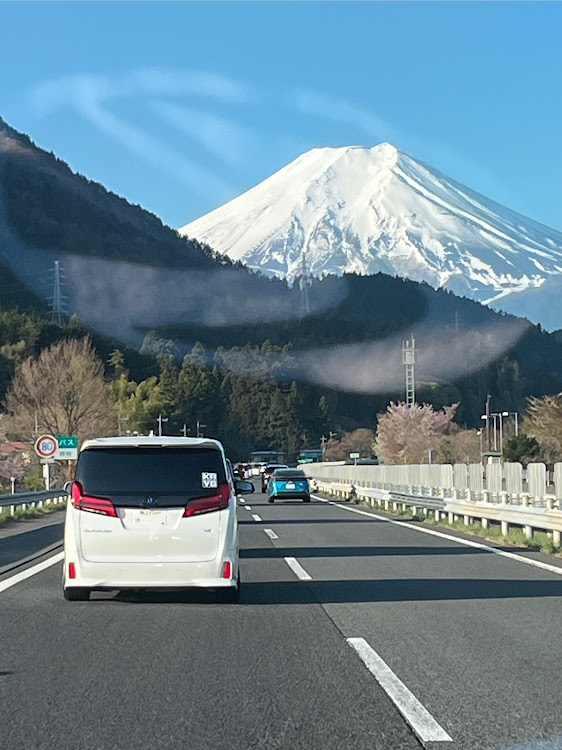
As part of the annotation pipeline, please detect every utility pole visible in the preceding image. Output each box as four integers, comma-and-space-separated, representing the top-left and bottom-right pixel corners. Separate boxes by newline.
117, 412, 129, 437
157, 414, 168, 437
402, 334, 417, 406
321, 431, 337, 459
485, 394, 491, 452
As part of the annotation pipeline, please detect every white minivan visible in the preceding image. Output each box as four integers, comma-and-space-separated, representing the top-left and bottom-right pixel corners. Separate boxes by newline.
63, 436, 254, 602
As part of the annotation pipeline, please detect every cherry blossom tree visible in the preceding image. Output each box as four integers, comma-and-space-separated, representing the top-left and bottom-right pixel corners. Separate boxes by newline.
375, 401, 457, 464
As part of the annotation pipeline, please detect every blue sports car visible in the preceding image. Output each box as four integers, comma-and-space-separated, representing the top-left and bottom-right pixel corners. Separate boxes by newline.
267, 468, 311, 503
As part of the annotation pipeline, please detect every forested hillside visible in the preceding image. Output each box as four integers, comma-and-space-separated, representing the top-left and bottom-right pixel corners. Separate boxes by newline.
0, 116, 230, 271
1, 115, 562, 449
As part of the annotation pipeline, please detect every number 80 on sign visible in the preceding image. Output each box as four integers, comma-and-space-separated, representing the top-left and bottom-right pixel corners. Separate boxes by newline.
35, 434, 58, 458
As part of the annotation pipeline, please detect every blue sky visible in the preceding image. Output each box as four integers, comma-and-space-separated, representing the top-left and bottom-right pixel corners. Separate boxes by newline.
1, 1, 561, 230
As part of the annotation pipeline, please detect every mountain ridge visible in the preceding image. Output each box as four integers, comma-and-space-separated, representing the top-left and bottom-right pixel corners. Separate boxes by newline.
179, 143, 562, 329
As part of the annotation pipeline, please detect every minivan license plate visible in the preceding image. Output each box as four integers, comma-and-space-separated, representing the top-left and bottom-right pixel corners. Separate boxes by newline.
134, 510, 167, 527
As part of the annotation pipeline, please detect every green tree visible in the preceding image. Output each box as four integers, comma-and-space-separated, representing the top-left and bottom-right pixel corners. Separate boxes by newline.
503, 434, 541, 466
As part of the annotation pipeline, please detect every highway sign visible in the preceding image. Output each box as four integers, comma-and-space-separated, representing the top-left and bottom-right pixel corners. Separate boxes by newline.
35, 434, 58, 459
349, 453, 360, 459
56, 436, 78, 460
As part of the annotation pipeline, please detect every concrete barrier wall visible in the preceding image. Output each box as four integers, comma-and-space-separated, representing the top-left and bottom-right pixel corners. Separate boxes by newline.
304, 461, 562, 505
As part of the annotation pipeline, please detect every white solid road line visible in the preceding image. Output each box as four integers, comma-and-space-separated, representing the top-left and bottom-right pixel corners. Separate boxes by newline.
284, 556, 312, 581
313, 496, 562, 578
264, 528, 278, 540
0, 551, 64, 595
252, 514, 262, 522
347, 637, 452, 743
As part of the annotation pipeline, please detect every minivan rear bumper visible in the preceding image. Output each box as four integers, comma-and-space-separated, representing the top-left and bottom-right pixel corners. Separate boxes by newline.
63, 558, 238, 589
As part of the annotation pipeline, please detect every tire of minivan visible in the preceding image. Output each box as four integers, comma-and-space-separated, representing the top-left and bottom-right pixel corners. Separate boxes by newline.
303, 497, 311, 502
63, 587, 90, 601
222, 575, 241, 603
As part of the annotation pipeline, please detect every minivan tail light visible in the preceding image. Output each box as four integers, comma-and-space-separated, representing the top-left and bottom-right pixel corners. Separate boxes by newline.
222, 561, 232, 579
183, 483, 231, 517
71, 481, 117, 517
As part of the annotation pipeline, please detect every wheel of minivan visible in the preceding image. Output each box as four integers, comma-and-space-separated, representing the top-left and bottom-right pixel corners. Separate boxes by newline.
268, 497, 275, 503
63, 587, 90, 601
222, 574, 241, 603
303, 497, 311, 502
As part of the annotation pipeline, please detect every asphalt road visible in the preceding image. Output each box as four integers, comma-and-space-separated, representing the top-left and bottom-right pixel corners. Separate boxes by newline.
1, 487, 561, 750
0, 512, 64, 573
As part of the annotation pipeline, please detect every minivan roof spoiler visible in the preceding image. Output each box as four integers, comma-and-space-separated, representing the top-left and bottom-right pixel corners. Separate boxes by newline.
80, 436, 222, 452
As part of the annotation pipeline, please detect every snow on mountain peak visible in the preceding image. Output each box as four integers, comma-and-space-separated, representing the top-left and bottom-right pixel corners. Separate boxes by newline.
178, 143, 562, 328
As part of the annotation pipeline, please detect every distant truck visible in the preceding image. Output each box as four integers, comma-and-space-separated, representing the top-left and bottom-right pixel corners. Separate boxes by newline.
298, 448, 324, 464
250, 450, 285, 465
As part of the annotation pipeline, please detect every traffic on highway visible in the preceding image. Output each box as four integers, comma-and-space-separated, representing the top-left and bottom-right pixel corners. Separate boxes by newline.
1, 439, 562, 750
1, 3, 562, 750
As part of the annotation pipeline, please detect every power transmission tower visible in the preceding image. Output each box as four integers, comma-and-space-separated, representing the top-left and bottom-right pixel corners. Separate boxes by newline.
454, 310, 461, 331
48, 260, 67, 326
296, 251, 312, 322
402, 334, 417, 406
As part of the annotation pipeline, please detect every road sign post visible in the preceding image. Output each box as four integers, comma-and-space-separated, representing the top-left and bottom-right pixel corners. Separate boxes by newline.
42, 462, 51, 491
350, 452, 360, 467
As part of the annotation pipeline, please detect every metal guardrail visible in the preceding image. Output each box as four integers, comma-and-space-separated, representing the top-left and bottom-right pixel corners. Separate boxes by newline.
0, 489, 67, 516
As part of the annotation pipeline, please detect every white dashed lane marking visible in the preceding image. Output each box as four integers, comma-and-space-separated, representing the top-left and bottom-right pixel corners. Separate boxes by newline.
284, 557, 312, 581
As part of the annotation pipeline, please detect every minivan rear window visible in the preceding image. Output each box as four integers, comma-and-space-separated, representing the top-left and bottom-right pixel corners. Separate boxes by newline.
75, 447, 226, 496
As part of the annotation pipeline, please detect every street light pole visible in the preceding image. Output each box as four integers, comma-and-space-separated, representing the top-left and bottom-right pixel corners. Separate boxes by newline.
485, 394, 491, 452
510, 412, 519, 437
499, 415, 503, 455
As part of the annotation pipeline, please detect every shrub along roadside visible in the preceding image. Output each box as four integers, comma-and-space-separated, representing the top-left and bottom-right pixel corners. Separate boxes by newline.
349, 496, 562, 557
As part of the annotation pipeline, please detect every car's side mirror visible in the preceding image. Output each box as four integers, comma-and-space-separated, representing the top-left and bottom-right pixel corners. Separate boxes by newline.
235, 480, 255, 495
64, 481, 74, 495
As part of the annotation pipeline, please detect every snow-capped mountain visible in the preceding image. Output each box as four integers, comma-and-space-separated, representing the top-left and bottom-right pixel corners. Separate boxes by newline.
179, 143, 562, 328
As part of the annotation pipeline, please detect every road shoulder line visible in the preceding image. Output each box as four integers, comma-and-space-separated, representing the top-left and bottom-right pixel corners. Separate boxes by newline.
0, 551, 63, 594
347, 637, 452, 743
